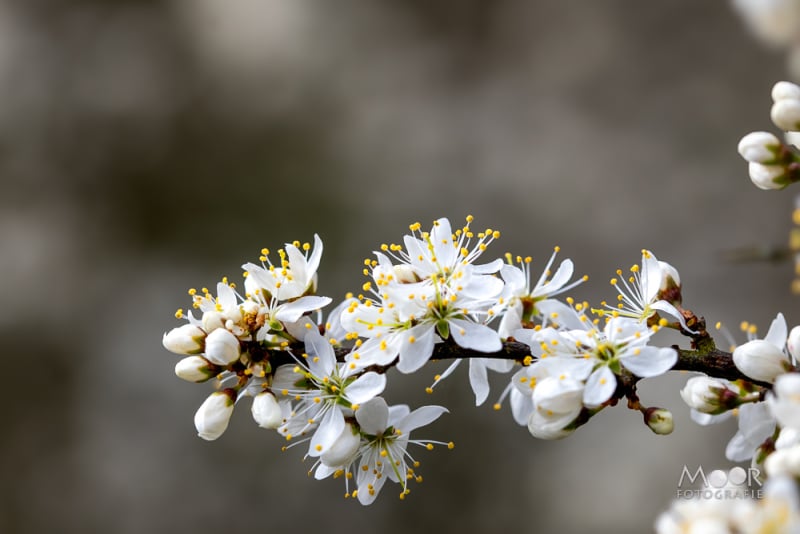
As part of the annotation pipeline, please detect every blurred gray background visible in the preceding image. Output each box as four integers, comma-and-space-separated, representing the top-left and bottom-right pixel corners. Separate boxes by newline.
3, 1, 798, 533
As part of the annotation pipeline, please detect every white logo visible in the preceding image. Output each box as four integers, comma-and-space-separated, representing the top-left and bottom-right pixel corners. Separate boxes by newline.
676, 466, 763, 499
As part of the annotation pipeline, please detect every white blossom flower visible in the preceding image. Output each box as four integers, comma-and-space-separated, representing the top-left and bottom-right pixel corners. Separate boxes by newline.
733, 312, 792, 383
272, 329, 386, 458
242, 235, 323, 301
599, 249, 691, 331
516, 316, 676, 408
194, 390, 236, 441
342, 217, 504, 374
496, 247, 587, 338
351, 397, 450, 505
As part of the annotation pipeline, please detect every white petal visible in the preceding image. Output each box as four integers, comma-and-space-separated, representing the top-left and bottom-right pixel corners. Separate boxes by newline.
309, 407, 345, 457
355, 397, 389, 435
461, 273, 504, 299
726, 431, 754, 462
620, 346, 677, 377
583, 366, 616, 406
468, 359, 490, 406
397, 405, 448, 433
431, 218, 456, 267
396, 325, 436, 374
345, 372, 386, 404
472, 257, 504, 275
500, 264, 526, 291
304, 328, 336, 377
274, 296, 332, 323
640, 250, 662, 302
765, 312, 788, 350
532, 259, 573, 298
449, 319, 502, 352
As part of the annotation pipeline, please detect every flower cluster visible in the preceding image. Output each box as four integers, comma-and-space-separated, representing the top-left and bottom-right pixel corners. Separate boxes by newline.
162, 231, 456, 503
738, 81, 800, 190
680, 314, 800, 466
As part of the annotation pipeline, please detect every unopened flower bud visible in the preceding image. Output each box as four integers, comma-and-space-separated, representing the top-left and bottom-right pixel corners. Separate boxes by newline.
733, 339, 792, 383
772, 98, 800, 131
680, 376, 741, 414
769, 373, 800, 430
765, 444, 800, 477
194, 390, 235, 441
251, 391, 283, 429
788, 325, 800, 361
738, 131, 782, 163
786, 131, 800, 149
162, 324, 206, 355
644, 407, 674, 435
773, 81, 800, 102
393, 264, 419, 284
202, 311, 225, 333
204, 328, 241, 366
320, 423, 361, 467
175, 355, 218, 383
748, 162, 789, 190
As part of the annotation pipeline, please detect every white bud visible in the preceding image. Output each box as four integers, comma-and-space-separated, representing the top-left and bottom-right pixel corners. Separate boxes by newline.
162, 324, 206, 355
241, 300, 259, 315
769, 372, 800, 430
658, 260, 681, 290
320, 423, 361, 467
194, 391, 235, 441
251, 392, 283, 429
527, 411, 576, 440
738, 131, 781, 163
204, 328, 241, 366
765, 445, 800, 477
680, 376, 735, 414
202, 310, 225, 333
748, 162, 787, 190
644, 408, 674, 435
772, 98, 800, 131
175, 356, 217, 382
773, 81, 800, 102
788, 325, 800, 361
733, 339, 791, 383
787, 131, 800, 149
393, 264, 419, 284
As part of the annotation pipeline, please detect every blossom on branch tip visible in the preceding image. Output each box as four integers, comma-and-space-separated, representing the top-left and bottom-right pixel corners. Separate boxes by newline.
738, 131, 784, 164
772, 81, 800, 132
597, 249, 691, 331
733, 312, 792, 383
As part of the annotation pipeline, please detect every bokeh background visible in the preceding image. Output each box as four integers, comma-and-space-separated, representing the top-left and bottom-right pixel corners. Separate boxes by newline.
3, 1, 798, 532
